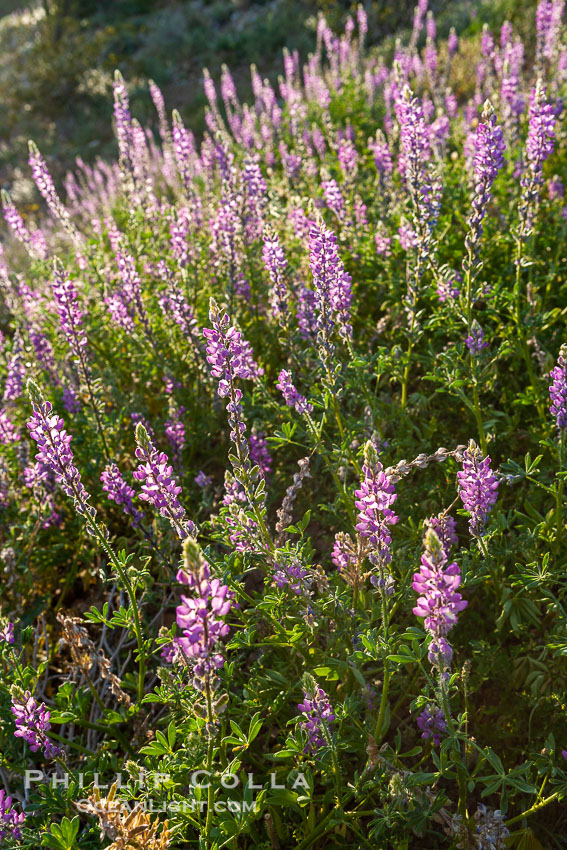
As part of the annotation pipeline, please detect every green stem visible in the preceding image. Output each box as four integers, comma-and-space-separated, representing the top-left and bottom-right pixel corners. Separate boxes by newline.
204, 679, 215, 842
439, 673, 468, 818
506, 790, 562, 827
374, 587, 390, 742
67, 717, 136, 757
401, 266, 420, 411
294, 807, 340, 850
305, 414, 357, 526
555, 431, 565, 551
513, 238, 545, 423
400, 339, 414, 412
49, 731, 94, 755
472, 377, 487, 454
327, 386, 362, 480
85, 524, 146, 708
320, 718, 342, 805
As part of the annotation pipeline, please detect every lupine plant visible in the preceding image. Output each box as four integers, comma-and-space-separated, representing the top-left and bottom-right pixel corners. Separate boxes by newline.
1, 2, 567, 848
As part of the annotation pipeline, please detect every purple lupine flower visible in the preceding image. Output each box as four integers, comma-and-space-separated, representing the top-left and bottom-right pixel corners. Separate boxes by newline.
337, 138, 358, 178
437, 274, 461, 302
148, 80, 175, 182
536, 0, 554, 65
332, 532, 358, 572
273, 559, 310, 595
413, 528, 467, 668
279, 141, 302, 180
2, 190, 47, 260
221, 64, 238, 105
410, 0, 428, 48
203, 68, 218, 109
296, 285, 318, 339
464, 101, 505, 274
114, 250, 149, 334
156, 261, 200, 346
549, 345, 567, 428
501, 20, 513, 48
262, 227, 288, 321
210, 195, 245, 298
276, 370, 312, 415
369, 131, 393, 183
428, 513, 458, 557
417, 706, 447, 746
165, 413, 185, 456
357, 4, 368, 44
374, 228, 392, 257
526, 81, 557, 165
288, 205, 312, 241
23, 459, 50, 490
562, 749, 567, 760
249, 429, 272, 478
445, 91, 458, 118
113, 73, 154, 207
447, 27, 458, 57
543, 0, 564, 63
520, 80, 557, 234
172, 109, 197, 192
163, 375, 181, 396
426, 10, 436, 40
321, 178, 345, 220
225, 505, 259, 552
174, 538, 234, 675
194, 470, 212, 488
353, 195, 368, 231
425, 39, 438, 81
133, 423, 194, 540
0, 789, 25, 841
309, 219, 352, 342
105, 287, 135, 333
165, 408, 185, 451
242, 158, 267, 242
52, 264, 87, 355
101, 463, 144, 526
62, 385, 80, 414
465, 323, 489, 354
3, 340, 26, 402
169, 206, 191, 268
113, 70, 134, 169
28, 324, 56, 377
27, 381, 95, 523
0, 621, 14, 644
354, 441, 398, 566
397, 221, 418, 251
0, 410, 20, 445
203, 299, 263, 396
310, 127, 326, 159
548, 176, 564, 199
457, 441, 499, 536
11, 690, 61, 759
481, 24, 494, 59
204, 300, 267, 532
501, 40, 525, 138
396, 87, 431, 176
297, 683, 335, 753
28, 142, 79, 244
395, 86, 440, 274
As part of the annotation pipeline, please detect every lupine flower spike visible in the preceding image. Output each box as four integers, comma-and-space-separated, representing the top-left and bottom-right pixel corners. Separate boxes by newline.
133, 423, 195, 540
457, 440, 499, 536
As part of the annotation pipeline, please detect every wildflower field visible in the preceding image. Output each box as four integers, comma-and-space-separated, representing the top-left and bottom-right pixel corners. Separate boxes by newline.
1, 0, 567, 847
